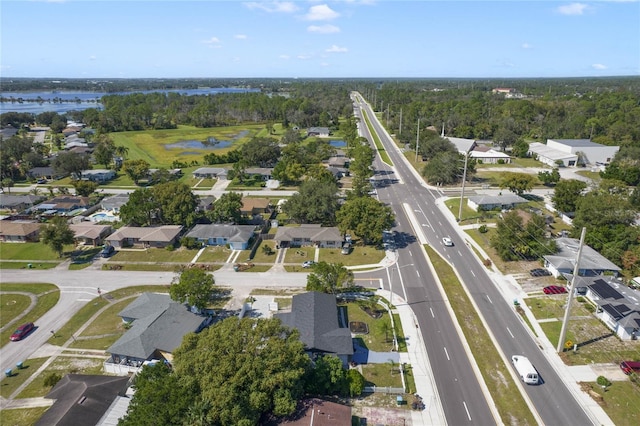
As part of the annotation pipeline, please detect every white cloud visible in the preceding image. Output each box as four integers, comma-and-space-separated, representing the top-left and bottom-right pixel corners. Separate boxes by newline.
89, 55, 97, 61
202, 37, 221, 46
326, 45, 348, 53
521, 43, 533, 49
556, 3, 589, 15
244, 2, 298, 13
297, 55, 312, 60
320, 62, 330, 67
592, 63, 607, 70
279, 54, 290, 60
304, 4, 340, 21
308, 24, 340, 34
234, 34, 248, 40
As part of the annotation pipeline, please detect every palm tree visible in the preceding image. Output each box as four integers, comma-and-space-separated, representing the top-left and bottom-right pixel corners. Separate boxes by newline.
114, 145, 129, 160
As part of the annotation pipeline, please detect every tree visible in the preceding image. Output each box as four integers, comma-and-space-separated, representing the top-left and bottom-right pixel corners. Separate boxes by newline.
282, 179, 339, 225
336, 196, 395, 245
207, 192, 243, 224
120, 363, 194, 426
93, 134, 116, 168
120, 182, 199, 227
306, 262, 354, 294
349, 143, 375, 197
499, 172, 536, 195
122, 159, 150, 185
40, 216, 75, 257
512, 139, 530, 158
490, 210, 556, 261
240, 137, 280, 167
114, 145, 130, 160
280, 128, 302, 145
1, 178, 14, 193
51, 151, 90, 180
304, 355, 347, 396
347, 369, 365, 397
72, 180, 98, 197
537, 169, 560, 186
173, 317, 310, 425
422, 151, 467, 185
170, 268, 215, 311
119, 188, 157, 226
552, 179, 587, 214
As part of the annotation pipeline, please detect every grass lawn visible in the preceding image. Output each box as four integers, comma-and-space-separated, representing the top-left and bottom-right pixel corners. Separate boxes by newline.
581, 381, 640, 426
111, 247, 197, 263
101, 263, 188, 272
17, 357, 105, 398
443, 198, 493, 225
196, 246, 234, 262
0, 242, 75, 261
344, 301, 394, 353
0, 357, 49, 398
238, 240, 277, 263
284, 246, 316, 264
0, 406, 49, 426
110, 124, 261, 168
0, 290, 60, 349
77, 299, 132, 338
319, 246, 385, 267
360, 363, 404, 388
424, 244, 536, 425
0, 293, 32, 328
236, 264, 272, 272
0, 261, 59, 270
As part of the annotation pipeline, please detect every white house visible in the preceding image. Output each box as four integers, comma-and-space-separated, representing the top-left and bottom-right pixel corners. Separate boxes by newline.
582, 277, 640, 340
529, 139, 619, 167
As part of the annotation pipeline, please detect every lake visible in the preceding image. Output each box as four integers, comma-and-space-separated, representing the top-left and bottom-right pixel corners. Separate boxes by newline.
0, 87, 261, 115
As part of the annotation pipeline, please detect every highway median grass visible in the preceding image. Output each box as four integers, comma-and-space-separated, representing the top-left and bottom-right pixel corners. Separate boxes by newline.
361, 109, 392, 166
424, 245, 537, 425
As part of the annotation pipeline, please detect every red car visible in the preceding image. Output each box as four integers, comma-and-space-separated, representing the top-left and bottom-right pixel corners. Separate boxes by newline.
10, 322, 34, 341
543, 285, 567, 295
620, 361, 640, 375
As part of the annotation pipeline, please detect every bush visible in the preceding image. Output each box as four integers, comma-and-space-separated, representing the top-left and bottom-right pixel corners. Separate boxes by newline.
44, 372, 62, 388
584, 304, 596, 313
483, 258, 492, 267
261, 245, 274, 256
478, 224, 488, 233
596, 376, 611, 388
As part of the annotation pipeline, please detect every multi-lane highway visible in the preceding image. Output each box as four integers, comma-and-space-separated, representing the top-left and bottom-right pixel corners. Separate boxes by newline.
354, 93, 595, 425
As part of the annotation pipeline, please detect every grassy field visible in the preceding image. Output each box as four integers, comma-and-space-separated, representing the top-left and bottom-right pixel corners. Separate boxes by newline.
581, 381, 640, 426
0, 406, 49, 426
0, 286, 60, 348
319, 246, 385, 266
0, 293, 32, 328
17, 357, 105, 398
110, 124, 262, 168
0, 242, 75, 261
0, 357, 49, 398
424, 245, 536, 425
111, 247, 198, 263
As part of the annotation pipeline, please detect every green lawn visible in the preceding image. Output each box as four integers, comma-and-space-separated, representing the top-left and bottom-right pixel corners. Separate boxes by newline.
0, 289, 60, 348
344, 301, 395, 353
0, 357, 49, 398
0, 261, 59, 270
319, 246, 385, 266
360, 363, 404, 388
581, 381, 640, 426
102, 263, 187, 272
196, 246, 234, 262
77, 299, 132, 338
111, 247, 197, 263
0, 293, 32, 328
0, 406, 49, 426
17, 357, 105, 398
0, 242, 74, 261
284, 246, 316, 264
238, 240, 277, 263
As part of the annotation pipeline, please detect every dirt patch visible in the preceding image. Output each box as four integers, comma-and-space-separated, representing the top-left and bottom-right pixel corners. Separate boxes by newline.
350, 321, 369, 334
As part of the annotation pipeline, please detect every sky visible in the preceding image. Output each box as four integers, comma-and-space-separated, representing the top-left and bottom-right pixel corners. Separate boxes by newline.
1, 0, 639, 79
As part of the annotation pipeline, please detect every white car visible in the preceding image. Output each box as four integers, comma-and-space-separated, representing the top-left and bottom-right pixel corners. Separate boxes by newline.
302, 260, 316, 268
442, 237, 454, 247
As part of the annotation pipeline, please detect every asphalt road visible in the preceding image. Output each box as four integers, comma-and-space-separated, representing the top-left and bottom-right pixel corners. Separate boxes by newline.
354, 93, 595, 425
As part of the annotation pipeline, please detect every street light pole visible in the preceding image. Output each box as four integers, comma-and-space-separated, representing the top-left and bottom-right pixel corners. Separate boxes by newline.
415, 118, 420, 163
458, 153, 469, 222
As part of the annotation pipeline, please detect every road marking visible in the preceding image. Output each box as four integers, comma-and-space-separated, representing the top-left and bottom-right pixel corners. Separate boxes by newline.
416, 271, 420, 277
463, 401, 472, 421
409, 251, 413, 256
506, 327, 514, 338
77, 298, 92, 302
457, 250, 462, 256
444, 346, 450, 360
430, 308, 435, 318
486, 295, 493, 304
422, 223, 429, 227
470, 270, 476, 277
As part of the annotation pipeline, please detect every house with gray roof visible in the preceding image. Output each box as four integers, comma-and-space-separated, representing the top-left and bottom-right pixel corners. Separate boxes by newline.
306, 127, 330, 137
274, 224, 342, 249
543, 237, 621, 278
276, 292, 353, 366
185, 224, 256, 250
446, 137, 476, 155
81, 169, 116, 183
106, 225, 182, 248
104, 293, 210, 375
101, 193, 130, 213
581, 277, 640, 340
0, 194, 44, 212
69, 223, 113, 246
192, 167, 227, 179
467, 194, 528, 211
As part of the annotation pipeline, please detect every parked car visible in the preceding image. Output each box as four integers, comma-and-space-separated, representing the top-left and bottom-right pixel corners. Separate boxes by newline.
341, 242, 352, 255
302, 260, 316, 268
442, 237, 454, 247
10, 322, 34, 341
101, 245, 115, 258
543, 285, 567, 295
620, 361, 640, 375
530, 268, 552, 277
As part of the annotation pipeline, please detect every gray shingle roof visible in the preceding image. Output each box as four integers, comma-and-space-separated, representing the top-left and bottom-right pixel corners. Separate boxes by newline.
186, 224, 255, 242
276, 292, 353, 356
274, 225, 342, 243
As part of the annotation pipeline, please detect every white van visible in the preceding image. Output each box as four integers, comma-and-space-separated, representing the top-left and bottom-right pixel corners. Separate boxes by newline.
512, 355, 539, 385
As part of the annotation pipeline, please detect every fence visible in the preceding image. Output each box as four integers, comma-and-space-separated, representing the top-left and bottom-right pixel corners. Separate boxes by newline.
363, 386, 405, 395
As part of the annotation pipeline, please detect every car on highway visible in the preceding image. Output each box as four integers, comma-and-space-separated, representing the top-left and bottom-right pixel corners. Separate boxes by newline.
543, 285, 567, 295
442, 237, 454, 247
10, 322, 34, 341
302, 260, 316, 268
620, 361, 640, 375
530, 268, 551, 277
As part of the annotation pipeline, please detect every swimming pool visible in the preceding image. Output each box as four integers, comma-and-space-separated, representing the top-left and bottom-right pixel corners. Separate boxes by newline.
90, 212, 119, 222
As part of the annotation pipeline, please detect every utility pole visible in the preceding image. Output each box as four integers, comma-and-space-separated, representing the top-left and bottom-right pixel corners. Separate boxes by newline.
399, 108, 403, 136
458, 153, 469, 221
557, 227, 587, 353
415, 118, 420, 163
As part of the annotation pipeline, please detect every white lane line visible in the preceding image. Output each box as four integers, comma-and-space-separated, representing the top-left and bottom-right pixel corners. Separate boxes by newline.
444, 347, 450, 361
506, 327, 515, 338
463, 401, 472, 421
416, 271, 420, 277
486, 295, 493, 304
409, 251, 413, 256
457, 250, 462, 256
430, 308, 435, 318
470, 270, 476, 277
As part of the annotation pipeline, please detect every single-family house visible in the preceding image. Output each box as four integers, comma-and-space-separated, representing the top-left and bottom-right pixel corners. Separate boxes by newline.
35, 374, 131, 426
192, 167, 227, 179
185, 224, 256, 250
469, 146, 512, 164
0, 194, 44, 212
543, 237, 621, 278
276, 292, 353, 366
0, 221, 41, 242
240, 197, 271, 217
28, 166, 58, 180
273, 224, 343, 248
104, 292, 210, 375
36, 196, 92, 215
106, 225, 182, 249
81, 169, 116, 183
446, 137, 477, 155
581, 277, 640, 340
467, 194, 528, 211
101, 193, 130, 213
197, 196, 216, 212
244, 168, 274, 181
306, 127, 330, 138
0, 125, 18, 139
325, 156, 350, 168
70, 223, 113, 246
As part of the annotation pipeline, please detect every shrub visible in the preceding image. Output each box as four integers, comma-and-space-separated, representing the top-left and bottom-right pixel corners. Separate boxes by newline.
261, 245, 274, 256
478, 224, 488, 233
44, 372, 62, 388
596, 376, 611, 388
584, 304, 596, 313
483, 258, 492, 267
